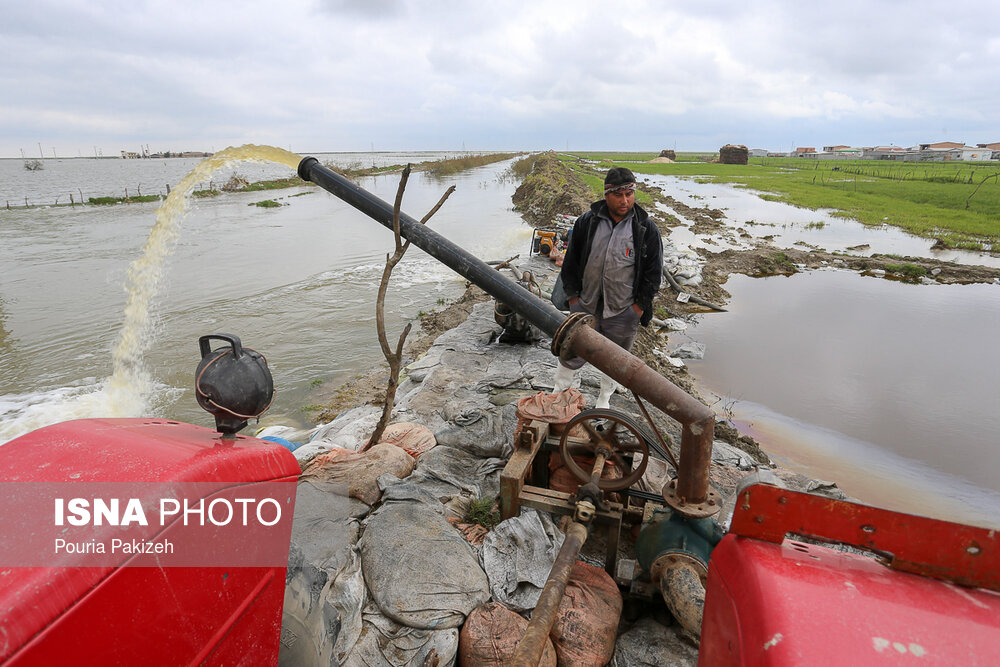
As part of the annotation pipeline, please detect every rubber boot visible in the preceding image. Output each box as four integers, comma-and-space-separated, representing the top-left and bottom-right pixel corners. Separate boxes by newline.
553, 364, 576, 392
596, 373, 617, 409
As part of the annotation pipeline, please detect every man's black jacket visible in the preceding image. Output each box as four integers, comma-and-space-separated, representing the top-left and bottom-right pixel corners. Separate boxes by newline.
559, 200, 663, 327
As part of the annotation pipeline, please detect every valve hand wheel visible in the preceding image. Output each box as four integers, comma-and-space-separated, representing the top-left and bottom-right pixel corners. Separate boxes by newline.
558, 408, 652, 491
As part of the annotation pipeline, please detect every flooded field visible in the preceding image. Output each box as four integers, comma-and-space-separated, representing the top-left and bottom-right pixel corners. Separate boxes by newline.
0, 153, 529, 442
644, 173, 1000, 269
652, 174, 1000, 528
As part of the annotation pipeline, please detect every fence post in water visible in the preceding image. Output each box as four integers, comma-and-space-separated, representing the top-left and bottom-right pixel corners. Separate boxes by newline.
70, 193, 74, 205
166, 183, 171, 195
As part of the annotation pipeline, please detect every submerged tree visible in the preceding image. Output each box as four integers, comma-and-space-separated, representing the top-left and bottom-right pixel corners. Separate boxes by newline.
362, 165, 455, 450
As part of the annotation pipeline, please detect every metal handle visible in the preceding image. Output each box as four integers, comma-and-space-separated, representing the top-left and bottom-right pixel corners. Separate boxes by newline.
198, 333, 243, 360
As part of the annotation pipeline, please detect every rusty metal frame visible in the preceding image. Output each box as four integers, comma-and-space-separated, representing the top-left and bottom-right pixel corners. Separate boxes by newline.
500, 419, 627, 577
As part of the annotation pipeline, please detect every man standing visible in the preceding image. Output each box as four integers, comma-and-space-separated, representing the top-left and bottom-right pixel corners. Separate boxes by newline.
553, 167, 663, 408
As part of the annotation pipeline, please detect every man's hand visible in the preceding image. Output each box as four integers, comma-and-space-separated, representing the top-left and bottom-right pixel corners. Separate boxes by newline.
631, 303, 643, 316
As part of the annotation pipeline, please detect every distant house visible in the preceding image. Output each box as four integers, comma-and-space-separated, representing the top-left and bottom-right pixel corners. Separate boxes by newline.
863, 145, 907, 160
818, 145, 863, 159
916, 142, 994, 161
749, 148, 768, 158
977, 142, 1000, 160
960, 147, 994, 161
794, 147, 816, 156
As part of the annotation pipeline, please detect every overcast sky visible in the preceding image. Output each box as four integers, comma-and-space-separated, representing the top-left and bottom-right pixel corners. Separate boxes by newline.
2, 0, 998, 157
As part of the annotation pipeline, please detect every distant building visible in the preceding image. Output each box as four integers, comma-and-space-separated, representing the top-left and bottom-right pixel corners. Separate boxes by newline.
794, 147, 816, 156
863, 145, 907, 160
916, 142, 995, 161
977, 142, 1000, 160
749, 148, 768, 158
920, 142, 964, 150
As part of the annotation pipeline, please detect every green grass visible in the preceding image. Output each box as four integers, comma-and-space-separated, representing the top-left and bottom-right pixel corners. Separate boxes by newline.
242, 177, 307, 191
250, 199, 282, 208
885, 263, 928, 281
87, 195, 162, 205
465, 497, 500, 529
561, 154, 1000, 250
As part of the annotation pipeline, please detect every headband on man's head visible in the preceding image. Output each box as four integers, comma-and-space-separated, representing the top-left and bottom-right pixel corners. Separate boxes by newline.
604, 182, 637, 195
604, 167, 636, 195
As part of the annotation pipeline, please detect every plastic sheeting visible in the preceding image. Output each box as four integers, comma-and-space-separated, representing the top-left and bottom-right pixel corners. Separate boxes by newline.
481, 509, 564, 613
342, 602, 459, 667
435, 404, 517, 459
280, 480, 367, 667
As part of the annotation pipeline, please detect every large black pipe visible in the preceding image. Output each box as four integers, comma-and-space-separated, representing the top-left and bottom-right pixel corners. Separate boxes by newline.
297, 157, 565, 335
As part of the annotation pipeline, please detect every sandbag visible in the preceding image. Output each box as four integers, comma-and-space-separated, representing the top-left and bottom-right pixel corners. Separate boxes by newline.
379, 421, 436, 459
515, 389, 585, 426
301, 443, 415, 505
360, 501, 491, 629
435, 404, 516, 458
613, 617, 698, 666
410, 444, 506, 500
343, 602, 458, 667
481, 509, 564, 612
459, 602, 556, 667
550, 561, 623, 667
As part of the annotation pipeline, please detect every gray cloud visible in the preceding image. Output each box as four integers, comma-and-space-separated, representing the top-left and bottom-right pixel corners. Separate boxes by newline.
2, 0, 998, 156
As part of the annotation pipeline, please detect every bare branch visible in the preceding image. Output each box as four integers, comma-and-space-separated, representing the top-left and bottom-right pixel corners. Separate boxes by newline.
391, 164, 412, 251
420, 185, 456, 224
364, 171, 453, 451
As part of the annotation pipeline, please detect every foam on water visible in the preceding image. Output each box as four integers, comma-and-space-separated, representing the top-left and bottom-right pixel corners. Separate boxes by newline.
0, 145, 302, 444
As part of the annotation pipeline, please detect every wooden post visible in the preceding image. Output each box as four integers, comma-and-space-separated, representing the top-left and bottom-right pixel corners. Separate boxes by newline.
70, 193, 74, 205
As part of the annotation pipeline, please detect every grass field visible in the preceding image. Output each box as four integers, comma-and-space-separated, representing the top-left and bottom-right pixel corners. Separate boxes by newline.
565, 153, 1000, 251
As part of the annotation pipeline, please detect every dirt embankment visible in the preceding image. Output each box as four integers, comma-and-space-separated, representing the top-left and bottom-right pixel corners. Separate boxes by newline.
511, 153, 593, 225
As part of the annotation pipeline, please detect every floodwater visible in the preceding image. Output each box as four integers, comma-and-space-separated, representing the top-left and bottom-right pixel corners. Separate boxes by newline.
0, 150, 530, 442
643, 173, 1000, 269
657, 174, 1000, 528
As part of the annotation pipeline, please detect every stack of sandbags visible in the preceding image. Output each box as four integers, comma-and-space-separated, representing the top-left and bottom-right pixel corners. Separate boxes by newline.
719, 144, 749, 165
